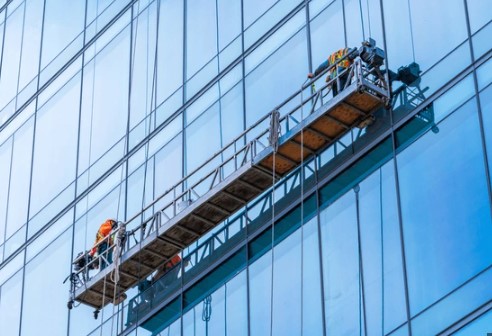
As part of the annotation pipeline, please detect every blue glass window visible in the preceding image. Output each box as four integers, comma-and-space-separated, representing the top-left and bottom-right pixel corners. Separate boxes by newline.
0, 138, 12, 246
0, 4, 24, 110
466, 0, 492, 33
359, 161, 407, 334
249, 250, 272, 335
0, 271, 22, 336
17, 0, 43, 96
156, 0, 183, 106
309, 0, 344, 74
30, 74, 80, 218
6, 118, 33, 239
186, 0, 217, 80
21, 230, 71, 335
245, 28, 308, 128
319, 191, 362, 335
397, 99, 492, 316
79, 27, 130, 176
480, 84, 492, 179
41, 0, 85, 69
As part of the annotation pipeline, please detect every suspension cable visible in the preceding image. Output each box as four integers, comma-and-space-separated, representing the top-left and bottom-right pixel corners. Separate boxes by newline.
379, 168, 385, 334
99, 272, 107, 336
141, 0, 158, 223
300, 78, 307, 336
110, 1, 143, 334
91, 4, 104, 335
268, 109, 280, 336
406, 0, 416, 62
358, 0, 366, 41
366, 0, 372, 38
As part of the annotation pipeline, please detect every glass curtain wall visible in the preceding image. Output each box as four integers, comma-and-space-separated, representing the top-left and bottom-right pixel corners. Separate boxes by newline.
0, 0, 490, 335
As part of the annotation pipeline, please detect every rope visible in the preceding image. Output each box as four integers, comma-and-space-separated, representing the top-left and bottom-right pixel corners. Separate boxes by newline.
224, 282, 227, 335
300, 81, 305, 335
215, 0, 224, 170
406, 0, 416, 62
92, 4, 104, 336
99, 272, 107, 336
269, 152, 275, 336
366, 0, 372, 38
141, 1, 159, 224
379, 168, 385, 334
268, 109, 280, 336
358, 0, 366, 41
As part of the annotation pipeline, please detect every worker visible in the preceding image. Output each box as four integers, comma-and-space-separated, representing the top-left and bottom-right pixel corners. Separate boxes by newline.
90, 219, 118, 270
137, 254, 183, 302
153, 254, 182, 283
308, 47, 358, 96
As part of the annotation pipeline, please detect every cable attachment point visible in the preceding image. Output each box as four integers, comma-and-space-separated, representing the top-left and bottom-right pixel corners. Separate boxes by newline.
202, 295, 212, 322
268, 110, 281, 153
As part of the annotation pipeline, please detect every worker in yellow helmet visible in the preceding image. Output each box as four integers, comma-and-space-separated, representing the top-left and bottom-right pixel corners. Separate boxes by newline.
308, 47, 358, 96
90, 219, 118, 270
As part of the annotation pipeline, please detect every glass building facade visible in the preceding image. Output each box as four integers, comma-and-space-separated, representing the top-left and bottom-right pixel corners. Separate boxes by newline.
0, 0, 491, 335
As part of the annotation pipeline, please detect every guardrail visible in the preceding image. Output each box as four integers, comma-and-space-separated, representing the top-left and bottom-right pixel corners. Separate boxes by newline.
69, 54, 389, 304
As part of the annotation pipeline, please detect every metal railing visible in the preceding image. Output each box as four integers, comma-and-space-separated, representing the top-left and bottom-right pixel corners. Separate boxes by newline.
124, 154, 318, 329
70, 54, 388, 295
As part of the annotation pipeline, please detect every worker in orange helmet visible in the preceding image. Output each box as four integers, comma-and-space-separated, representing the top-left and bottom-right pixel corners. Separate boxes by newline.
308, 47, 358, 96
90, 219, 118, 270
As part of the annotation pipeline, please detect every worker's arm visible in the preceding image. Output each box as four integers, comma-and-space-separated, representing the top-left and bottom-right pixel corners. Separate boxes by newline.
308, 59, 329, 78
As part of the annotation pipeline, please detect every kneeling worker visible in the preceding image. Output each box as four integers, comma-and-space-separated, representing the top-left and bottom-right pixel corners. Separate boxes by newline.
90, 219, 118, 270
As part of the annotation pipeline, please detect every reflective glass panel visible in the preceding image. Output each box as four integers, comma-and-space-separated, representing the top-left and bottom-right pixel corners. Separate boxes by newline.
0, 271, 22, 336
397, 100, 492, 316
41, 0, 85, 68
319, 191, 362, 335
480, 84, 492, 179
30, 74, 80, 217
21, 230, 71, 335
6, 118, 33, 238
359, 161, 407, 334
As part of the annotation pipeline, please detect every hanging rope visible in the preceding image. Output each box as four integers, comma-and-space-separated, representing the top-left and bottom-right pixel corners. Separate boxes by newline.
366, 0, 372, 38
98, 271, 107, 336
300, 82, 306, 335
379, 168, 385, 334
268, 108, 280, 336
358, 0, 366, 41
406, 0, 416, 62
215, 0, 224, 169
140, 1, 159, 224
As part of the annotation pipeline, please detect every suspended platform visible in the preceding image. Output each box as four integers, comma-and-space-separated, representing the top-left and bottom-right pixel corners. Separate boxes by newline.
71, 57, 389, 309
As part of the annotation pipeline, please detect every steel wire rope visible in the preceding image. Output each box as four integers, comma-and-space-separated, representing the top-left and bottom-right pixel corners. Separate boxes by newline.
379, 168, 385, 334
269, 142, 276, 336
87, 2, 109, 336
358, 0, 366, 41
366, 0, 372, 39
406, 0, 416, 62
215, 0, 224, 180
108, 1, 149, 334
86, 0, 102, 299
268, 108, 280, 336
299, 78, 309, 335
